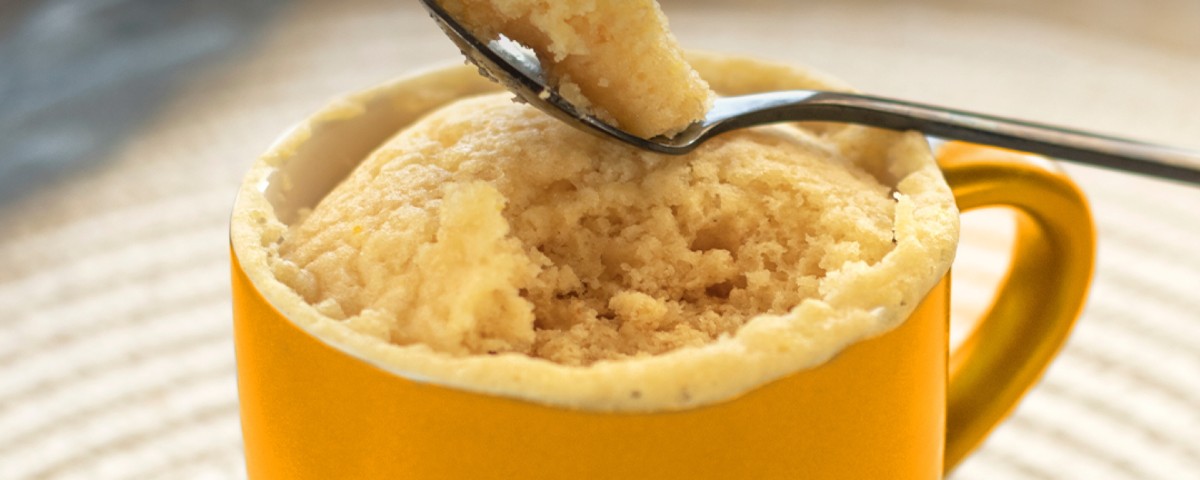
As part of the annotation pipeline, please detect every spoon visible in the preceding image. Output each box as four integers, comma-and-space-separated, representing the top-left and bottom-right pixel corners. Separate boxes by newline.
420, 0, 1200, 185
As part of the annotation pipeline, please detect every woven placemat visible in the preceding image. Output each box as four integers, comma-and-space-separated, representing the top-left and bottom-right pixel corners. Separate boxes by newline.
1, 0, 1197, 478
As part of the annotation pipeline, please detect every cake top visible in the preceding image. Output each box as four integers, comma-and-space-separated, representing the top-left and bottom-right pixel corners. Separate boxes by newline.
275, 93, 899, 366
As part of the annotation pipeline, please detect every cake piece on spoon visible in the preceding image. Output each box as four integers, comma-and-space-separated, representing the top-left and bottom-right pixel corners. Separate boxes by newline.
438, 0, 714, 139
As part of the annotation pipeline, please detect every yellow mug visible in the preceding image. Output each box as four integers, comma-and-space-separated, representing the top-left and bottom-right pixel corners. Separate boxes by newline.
230, 55, 1094, 479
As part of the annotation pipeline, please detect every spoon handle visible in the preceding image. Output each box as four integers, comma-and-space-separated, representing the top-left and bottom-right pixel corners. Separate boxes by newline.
736, 91, 1200, 185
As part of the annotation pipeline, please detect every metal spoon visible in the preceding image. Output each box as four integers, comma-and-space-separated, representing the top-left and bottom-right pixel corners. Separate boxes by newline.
420, 0, 1200, 185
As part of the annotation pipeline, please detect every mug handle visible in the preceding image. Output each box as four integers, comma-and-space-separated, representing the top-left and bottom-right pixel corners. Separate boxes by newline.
935, 142, 1097, 473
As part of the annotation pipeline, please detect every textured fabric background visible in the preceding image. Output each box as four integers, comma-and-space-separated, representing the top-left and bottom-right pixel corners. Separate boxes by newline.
1, 0, 1198, 478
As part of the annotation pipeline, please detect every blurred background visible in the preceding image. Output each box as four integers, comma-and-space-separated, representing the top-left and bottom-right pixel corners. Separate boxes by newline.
1, 0, 1197, 478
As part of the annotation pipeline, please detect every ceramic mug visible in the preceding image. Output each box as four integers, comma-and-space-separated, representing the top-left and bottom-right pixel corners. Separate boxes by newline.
229, 54, 1094, 479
